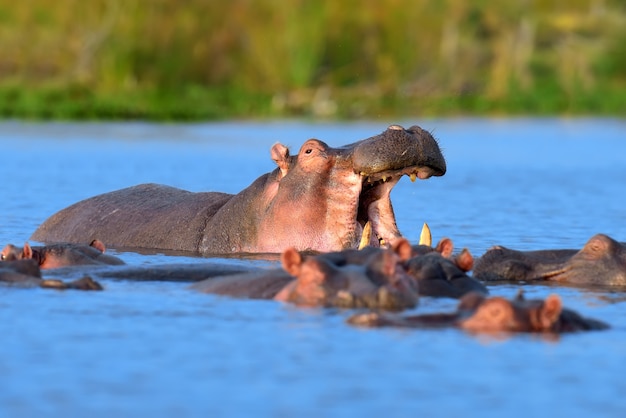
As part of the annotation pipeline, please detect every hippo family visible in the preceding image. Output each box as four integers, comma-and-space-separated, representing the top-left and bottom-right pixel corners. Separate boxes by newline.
473, 234, 626, 286
1, 240, 124, 269
348, 291, 609, 334
31, 125, 446, 255
9, 123, 619, 334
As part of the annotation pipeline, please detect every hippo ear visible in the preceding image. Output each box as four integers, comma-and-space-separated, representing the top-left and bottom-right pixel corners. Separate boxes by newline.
455, 248, 474, 272
90, 239, 106, 253
391, 238, 412, 261
281, 247, 303, 277
435, 238, 454, 258
22, 242, 33, 259
271, 143, 290, 179
540, 294, 562, 329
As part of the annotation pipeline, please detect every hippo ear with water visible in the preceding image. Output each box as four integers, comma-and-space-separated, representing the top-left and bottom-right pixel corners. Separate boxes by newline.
22, 242, 34, 260
89, 239, 107, 253
539, 294, 563, 329
435, 238, 454, 258
454, 249, 474, 272
391, 238, 413, 261
281, 247, 304, 277
271, 143, 290, 179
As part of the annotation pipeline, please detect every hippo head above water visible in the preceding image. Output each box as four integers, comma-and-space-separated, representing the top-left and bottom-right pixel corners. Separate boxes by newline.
31, 125, 446, 254
274, 242, 419, 310
473, 234, 626, 286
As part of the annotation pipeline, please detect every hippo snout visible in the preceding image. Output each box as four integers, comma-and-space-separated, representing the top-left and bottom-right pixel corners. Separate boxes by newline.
352, 124, 446, 177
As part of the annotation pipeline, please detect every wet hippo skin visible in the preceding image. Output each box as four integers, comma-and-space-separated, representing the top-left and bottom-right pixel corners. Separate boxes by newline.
31, 125, 446, 254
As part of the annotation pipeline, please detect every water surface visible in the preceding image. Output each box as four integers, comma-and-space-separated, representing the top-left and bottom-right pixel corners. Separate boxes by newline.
1, 119, 625, 417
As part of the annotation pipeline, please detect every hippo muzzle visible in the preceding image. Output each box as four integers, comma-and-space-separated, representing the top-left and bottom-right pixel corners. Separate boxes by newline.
348, 125, 446, 248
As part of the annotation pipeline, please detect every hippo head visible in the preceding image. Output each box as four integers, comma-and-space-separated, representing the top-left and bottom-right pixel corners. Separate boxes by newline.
1, 243, 36, 263
544, 234, 626, 286
457, 292, 563, 333
347, 290, 608, 333
405, 249, 486, 298
247, 125, 446, 253
274, 244, 419, 310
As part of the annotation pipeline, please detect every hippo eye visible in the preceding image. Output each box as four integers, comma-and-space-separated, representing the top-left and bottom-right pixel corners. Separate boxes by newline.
305, 148, 313, 154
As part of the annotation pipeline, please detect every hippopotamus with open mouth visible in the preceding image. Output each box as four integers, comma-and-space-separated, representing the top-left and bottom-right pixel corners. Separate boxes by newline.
31, 125, 446, 254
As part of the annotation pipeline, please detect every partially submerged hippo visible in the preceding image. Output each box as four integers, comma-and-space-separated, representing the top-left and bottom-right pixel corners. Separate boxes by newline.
473, 234, 626, 286
405, 248, 487, 298
192, 241, 419, 310
348, 291, 608, 333
1, 240, 124, 269
31, 125, 446, 254
0, 259, 103, 290
320, 235, 487, 298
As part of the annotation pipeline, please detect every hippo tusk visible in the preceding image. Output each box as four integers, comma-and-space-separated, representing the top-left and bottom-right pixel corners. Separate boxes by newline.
358, 221, 372, 250
419, 222, 432, 247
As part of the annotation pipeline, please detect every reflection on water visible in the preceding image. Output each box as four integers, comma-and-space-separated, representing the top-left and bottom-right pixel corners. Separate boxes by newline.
1, 119, 626, 417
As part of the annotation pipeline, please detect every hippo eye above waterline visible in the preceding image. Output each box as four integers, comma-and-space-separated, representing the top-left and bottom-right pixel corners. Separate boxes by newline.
305, 148, 313, 154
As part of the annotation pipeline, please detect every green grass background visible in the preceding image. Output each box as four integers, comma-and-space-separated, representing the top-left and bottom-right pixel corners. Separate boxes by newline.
1, 0, 625, 120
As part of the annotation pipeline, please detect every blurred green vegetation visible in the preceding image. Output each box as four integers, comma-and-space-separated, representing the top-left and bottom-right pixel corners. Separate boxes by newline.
0, 0, 624, 120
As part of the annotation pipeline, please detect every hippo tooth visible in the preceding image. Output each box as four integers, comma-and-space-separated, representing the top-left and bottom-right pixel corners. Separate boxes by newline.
379, 237, 386, 246
419, 222, 432, 246
410, 173, 417, 182
388, 125, 404, 130
382, 176, 387, 182
358, 221, 372, 250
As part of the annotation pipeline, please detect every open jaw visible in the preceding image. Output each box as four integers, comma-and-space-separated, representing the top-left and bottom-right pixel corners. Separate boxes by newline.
356, 165, 435, 248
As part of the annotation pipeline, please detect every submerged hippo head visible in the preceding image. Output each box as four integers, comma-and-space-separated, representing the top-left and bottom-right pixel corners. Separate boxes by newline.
458, 291, 609, 333
474, 234, 626, 286
545, 234, 626, 286
1, 240, 123, 269
405, 248, 487, 298
348, 291, 608, 333
274, 244, 419, 310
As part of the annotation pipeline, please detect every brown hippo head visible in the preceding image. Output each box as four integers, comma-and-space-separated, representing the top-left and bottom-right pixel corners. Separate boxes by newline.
458, 291, 609, 333
473, 234, 626, 286
274, 243, 419, 310
347, 291, 608, 333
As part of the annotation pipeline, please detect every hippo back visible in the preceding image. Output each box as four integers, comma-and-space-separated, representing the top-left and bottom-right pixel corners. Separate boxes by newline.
31, 184, 233, 253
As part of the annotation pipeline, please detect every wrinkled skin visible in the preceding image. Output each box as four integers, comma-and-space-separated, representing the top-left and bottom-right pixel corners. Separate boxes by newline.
0, 259, 103, 291
192, 243, 419, 310
474, 234, 626, 286
348, 291, 608, 334
31, 125, 446, 254
1, 239, 124, 269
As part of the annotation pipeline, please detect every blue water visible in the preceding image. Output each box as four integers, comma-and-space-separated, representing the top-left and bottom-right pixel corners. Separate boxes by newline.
1, 119, 625, 417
